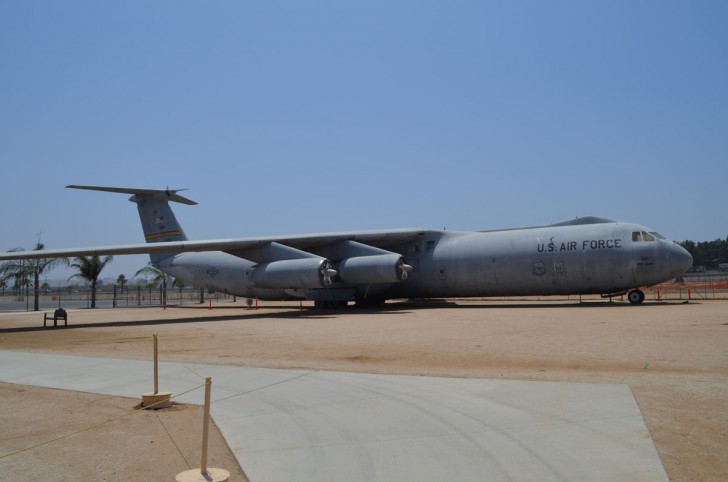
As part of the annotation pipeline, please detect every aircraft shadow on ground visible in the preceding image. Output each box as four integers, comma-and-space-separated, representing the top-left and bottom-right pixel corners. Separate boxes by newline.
0, 305, 410, 333
0, 299, 689, 334
425, 301, 688, 309
391, 299, 688, 309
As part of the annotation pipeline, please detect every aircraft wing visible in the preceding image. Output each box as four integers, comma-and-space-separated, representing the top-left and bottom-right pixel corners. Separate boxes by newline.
0, 228, 427, 261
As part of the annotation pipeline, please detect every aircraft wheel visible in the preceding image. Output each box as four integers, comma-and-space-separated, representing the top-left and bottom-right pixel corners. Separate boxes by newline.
627, 289, 645, 304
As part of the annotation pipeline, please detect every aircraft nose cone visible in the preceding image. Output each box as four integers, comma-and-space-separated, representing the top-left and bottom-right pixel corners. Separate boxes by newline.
670, 244, 693, 277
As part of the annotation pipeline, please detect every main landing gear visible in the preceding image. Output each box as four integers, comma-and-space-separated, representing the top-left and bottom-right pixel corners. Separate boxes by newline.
627, 289, 645, 305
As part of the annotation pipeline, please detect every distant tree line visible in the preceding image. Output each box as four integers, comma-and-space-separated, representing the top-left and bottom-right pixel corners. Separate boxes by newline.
680, 238, 728, 269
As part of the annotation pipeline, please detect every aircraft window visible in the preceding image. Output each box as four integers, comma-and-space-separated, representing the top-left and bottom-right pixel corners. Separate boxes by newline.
426, 240, 436, 251
642, 231, 655, 242
650, 231, 667, 240
632, 231, 642, 242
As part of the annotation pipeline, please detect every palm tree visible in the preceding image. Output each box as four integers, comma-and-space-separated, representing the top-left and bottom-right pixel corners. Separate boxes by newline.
69, 255, 113, 309
134, 264, 171, 304
172, 278, 186, 300
0, 243, 68, 311
1, 249, 30, 298
134, 264, 169, 288
116, 274, 127, 294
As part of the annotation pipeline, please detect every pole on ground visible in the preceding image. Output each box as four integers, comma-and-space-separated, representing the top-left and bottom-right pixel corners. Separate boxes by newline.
201, 377, 211, 474
141, 334, 171, 409
154, 334, 159, 394
175, 377, 230, 482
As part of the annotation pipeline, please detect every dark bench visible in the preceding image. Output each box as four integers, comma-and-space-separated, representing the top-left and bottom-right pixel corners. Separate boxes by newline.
44, 308, 68, 328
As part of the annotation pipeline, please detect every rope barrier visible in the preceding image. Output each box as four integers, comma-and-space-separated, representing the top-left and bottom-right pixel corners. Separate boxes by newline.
1, 332, 315, 463
156, 335, 207, 381
0, 382, 207, 461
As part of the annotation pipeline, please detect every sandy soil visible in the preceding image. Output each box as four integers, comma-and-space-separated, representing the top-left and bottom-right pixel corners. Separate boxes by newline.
0, 382, 249, 481
0, 298, 726, 481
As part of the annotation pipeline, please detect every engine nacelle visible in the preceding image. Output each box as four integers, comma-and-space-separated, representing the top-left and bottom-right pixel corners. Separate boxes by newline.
338, 254, 412, 284
249, 258, 336, 289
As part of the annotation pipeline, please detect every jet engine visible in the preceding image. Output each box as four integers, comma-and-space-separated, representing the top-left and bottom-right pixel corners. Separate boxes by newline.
337, 254, 412, 284
249, 258, 337, 289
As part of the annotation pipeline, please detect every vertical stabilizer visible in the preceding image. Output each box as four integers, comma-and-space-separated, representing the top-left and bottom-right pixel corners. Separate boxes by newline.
66, 185, 196, 264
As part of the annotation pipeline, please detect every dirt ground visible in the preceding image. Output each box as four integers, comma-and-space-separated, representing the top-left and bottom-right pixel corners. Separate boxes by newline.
0, 383, 249, 481
0, 298, 726, 481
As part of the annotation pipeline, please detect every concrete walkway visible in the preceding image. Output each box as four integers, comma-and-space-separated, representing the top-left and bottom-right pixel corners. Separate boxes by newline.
0, 351, 667, 481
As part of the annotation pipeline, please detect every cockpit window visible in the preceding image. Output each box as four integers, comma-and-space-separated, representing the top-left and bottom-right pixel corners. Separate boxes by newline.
633, 231, 660, 242
650, 231, 666, 240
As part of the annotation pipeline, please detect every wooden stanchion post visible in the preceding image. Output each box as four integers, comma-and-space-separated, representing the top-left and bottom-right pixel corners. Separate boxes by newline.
201, 377, 211, 474
176, 377, 229, 482
154, 334, 159, 394
142, 334, 171, 409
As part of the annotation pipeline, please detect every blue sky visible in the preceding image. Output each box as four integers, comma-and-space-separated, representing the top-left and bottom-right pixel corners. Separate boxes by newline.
1, 1, 726, 280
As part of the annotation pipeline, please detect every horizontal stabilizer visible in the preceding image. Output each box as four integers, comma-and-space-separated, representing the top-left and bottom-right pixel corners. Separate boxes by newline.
66, 185, 197, 205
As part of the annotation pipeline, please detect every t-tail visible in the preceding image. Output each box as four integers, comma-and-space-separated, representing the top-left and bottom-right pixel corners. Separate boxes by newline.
66, 185, 196, 264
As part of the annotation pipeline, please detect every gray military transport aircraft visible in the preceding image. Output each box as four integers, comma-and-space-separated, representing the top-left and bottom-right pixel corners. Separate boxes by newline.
0, 185, 692, 307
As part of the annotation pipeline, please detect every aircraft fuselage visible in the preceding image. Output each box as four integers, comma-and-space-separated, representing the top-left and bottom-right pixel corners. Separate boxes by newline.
159, 219, 692, 303
0, 186, 693, 306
